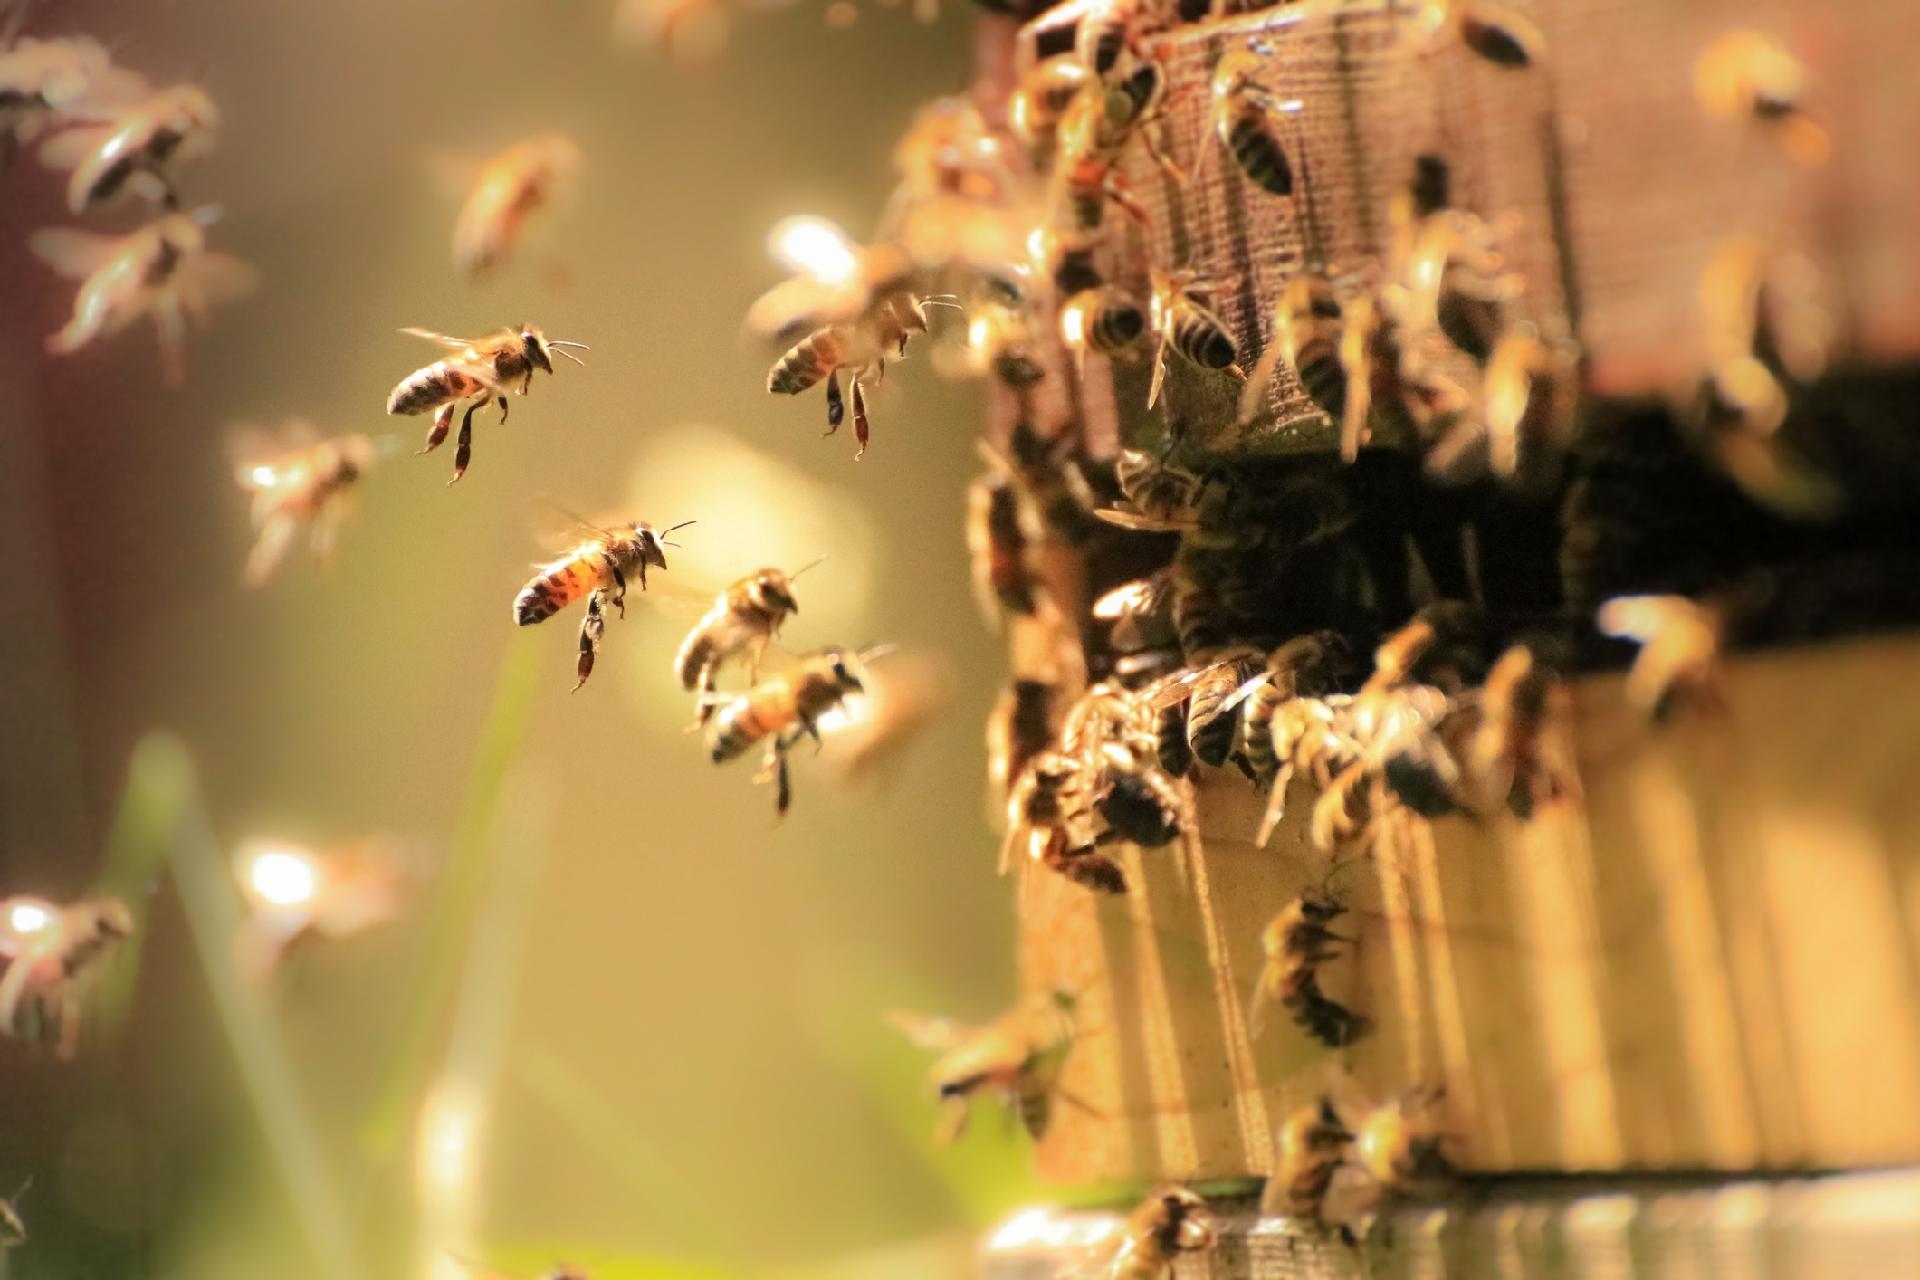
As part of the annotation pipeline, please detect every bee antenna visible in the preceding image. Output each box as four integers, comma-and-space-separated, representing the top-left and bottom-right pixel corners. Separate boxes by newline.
550, 345, 588, 367
547, 339, 591, 349
9, 1175, 33, 1204
788, 554, 829, 580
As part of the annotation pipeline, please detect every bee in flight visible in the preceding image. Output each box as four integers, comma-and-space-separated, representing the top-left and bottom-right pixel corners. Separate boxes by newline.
706, 647, 875, 816
37, 82, 217, 215
452, 132, 582, 278
29, 204, 257, 385
0, 895, 136, 1060
673, 558, 823, 722
888, 990, 1084, 1145
514, 517, 694, 691
0, 35, 149, 166
385, 324, 586, 484
231, 427, 379, 587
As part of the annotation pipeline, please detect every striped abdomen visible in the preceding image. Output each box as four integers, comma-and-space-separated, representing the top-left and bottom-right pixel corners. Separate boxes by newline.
1166, 301, 1237, 370
514, 548, 604, 625
1224, 111, 1293, 196
1282, 283, 1345, 417
387, 361, 488, 415
767, 326, 849, 395
708, 683, 796, 762
1065, 288, 1146, 356
1188, 649, 1261, 767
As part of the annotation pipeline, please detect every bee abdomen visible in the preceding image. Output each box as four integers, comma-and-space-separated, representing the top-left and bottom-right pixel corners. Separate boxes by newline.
387, 368, 448, 416
708, 699, 768, 763
1293, 338, 1346, 418
1227, 115, 1294, 195
1171, 309, 1238, 370
514, 563, 585, 626
1086, 296, 1146, 354
768, 328, 844, 395
674, 629, 718, 690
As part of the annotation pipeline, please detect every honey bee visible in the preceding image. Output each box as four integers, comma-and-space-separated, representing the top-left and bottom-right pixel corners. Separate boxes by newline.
232, 428, 378, 587
1262, 1099, 1354, 1221
1009, 53, 1091, 163
1340, 291, 1472, 462
1695, 30, 1829, 167
0, 35, 148, 165
1000, 750, 1123, 892
706, 647, 871, 816
817, 649, 949, 780
1097, 447, 1206, 532
1471, 643, 1571, 820
29, 204, 256, 386
987, 677, 1060, 803
1200, 46, 1296, 197
1085, 736, 1202, 876
1060, 286, 1149, 371
673, 560, 820, 719
889, 990, 1081, 1144
0, 895, 135, 1059
1034, 224, 1107, 297
1231, 632, 1351, 782
1366, 601, 1487, 695
452, 133, 582, 278
1240, 271, 1343, 426
514, 518, 694, 691
746, 217, 916, 344
231, 838, 410, 984
1354, 1085, 1454, 1193
35, 83, 216, 214
1418, 0, 1543, 69
1172, 646, 1264, 769
1094, 571, 1178, 671
970, 465, 1044, 625
1595, 595, 1726, 721
1250, 891, 1366, 1046
1109, 1185, 1215, 1279
1052, 59, 1180, 232
1402, 210, 1519, 364
1074, 0, 1157, 83
985, 422, 1103, 548
1347, 677, 1465, 822
1148, 267, 1243, 409
1434, 328, 1577, 486
889, 97, 1007, 207
769, 292, 948, 458
1252, 696, 1357, 847
963, 296, 1047, 390
386, 324, 585, 483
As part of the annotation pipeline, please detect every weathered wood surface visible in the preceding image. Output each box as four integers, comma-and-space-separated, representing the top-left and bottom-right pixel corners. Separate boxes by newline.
1020, 634, 1920, 1183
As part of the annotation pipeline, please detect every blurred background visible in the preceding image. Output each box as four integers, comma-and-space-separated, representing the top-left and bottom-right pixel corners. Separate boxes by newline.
0, 1, 1040, 1276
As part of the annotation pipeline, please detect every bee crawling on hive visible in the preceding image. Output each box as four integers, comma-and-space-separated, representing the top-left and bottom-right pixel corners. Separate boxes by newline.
1596, 594, 1727, 722
30, 204, 257, 386
514, 517, 694, 691
1263, 1098, 1355, 1223
1147, 266, 1244, 409
231, 426, 381, 587
1470, 642, 1576, 819
385, 323, 587, 484
673, 559, 822, 723
1250, 890, 1368, 1046
1353, 1084, 1457, 1196
0, 895, 135, 1060
889, 989, 1087, 1145
1416, 0, 1545, 69
1224, 632, 1353, 784
705, 646, 881, 817
37, 82, 218, 215
1197, 44, 1298, 198
1109, 1184, 1216, 1279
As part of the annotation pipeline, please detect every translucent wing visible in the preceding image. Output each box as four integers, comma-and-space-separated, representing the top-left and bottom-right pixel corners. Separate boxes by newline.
887, 1009, 967, 1053
399, 326, 474, 350
27, 225, 122, 279
1092, 506, 1197, 534
34, 121, 111, 172
744, 276, 866, 340
176, 251, 259, 321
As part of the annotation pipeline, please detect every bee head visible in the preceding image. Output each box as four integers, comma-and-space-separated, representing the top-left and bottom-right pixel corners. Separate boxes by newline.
520, 325, 554, 373
819, 648, 864, 695
755, 570, 800, 616
95, 899, 135, 940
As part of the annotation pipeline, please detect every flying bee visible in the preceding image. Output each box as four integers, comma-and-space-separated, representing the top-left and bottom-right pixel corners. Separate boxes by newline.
231, 837, 411, 984
0, 895, 135, 1059
970, 465, 1044, 625
386, 324, 587, 484
452, 132, 582, 278
30, 204, 256, 386
1060, 286, 1149, 372
1230, 632, 1352, 783
1263, 1099, 1355, 1221
0, 35, 148, 166
1109, 1185, 1215, 1279
769, 292, 950, 458
514, 518, 693, 691
817, 649, 950, 780
232, 428, 378, 587
1240, 270, 1343, 426
889, 990, 1083, 1144
1471, 644, 1571, 820
37, 82, 216, 214
1417, 0, 1543, 68
1595, 595, 1726, 721
673, 559, 821, 719
1695, 30, 1829, 167
706, 647, 873, 816
1198, 46, 1297, 197
746, 216, 915, 345
1354, 1085, 1455, 1194
1148, 268, 1243, 409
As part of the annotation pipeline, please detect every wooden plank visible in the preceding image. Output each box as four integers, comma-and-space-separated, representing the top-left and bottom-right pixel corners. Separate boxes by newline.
1022, 635, 1920, 1182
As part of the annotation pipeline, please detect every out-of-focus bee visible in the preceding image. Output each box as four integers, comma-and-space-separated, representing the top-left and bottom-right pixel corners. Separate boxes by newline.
1034, 224, 1106, 297
963, 295, 1047, 390
1695, 30, 1829, 167
0, 35, 148, 165
1240, 271, 1343, 426
1250, 696, 1357, 846
987, 677, 1060, 802
1060, 286, 1149, 373
706, 647, 872, 816
1097, 447, 1206, 532
817, 650, 949, 780
1428, 328, 1578, 486
447, 1255, 589, 1280
1354, 1085, 1455, 1194
1052, 59, 1180, 233
515, 518, 693, 691
452, 133, 582, 278
1366, 601, 1487, 695
1000, 750, 1123, 892
1200, 46, 1297, 197
747, 216, 916, 345
674, 560, 819, 718
987, 422, 1103, 548
232, 428, 378, 587
0, 895, 135, 1059
1341, 291, 1472, 463
889, 96, 1010, 208
231, 838, 410, 985
1262, 1099, 1354, 1220
1250, 891, 1366, 1046
1231, 632, 1351, 783
1009, 53, 1091, 163
1109, 1185, 1215, 1279
37, 83, 217, 214
1417, 0, 1543, 69
1074, 0, 1158, 83
1401, 209, 1519, 365
1596, 595, 1726, 721
1471, 644, 1572, 819
1148, 268, 1243, 409
970, 464, 1044, 625
386, 324, 587, 484
1095, 571, 1179, 674
889, 990, 1082, 1144
1345, 670, 1465, 824
1086, 736, 1202, 877
30, 204, 256, 386
769, 292, 950, 458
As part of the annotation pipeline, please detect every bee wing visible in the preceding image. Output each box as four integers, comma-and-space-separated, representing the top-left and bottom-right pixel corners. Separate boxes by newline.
887, 1010, 966, 1053
1092, 506, 1197, 534
61, 65, 155, 121
767, 214, 859, 280
27, 225, 123, 279
1091, 572, 1170, 621
175, 251, 259, 321
744, 277, 865, 341
34, 121, 113, 172
399, 326, 475, 350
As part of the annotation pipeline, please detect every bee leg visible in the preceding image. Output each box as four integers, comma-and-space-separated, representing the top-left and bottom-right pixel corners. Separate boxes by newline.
776, 751, 792, 817
449, 400, 482, 485
419, 403, 455, 454
152, 292, 187, 387
690, 665, 718, 728
572, 590, 607, 691
497, 394, 510, 422
606, 557, 629, 616
852, 377, 871, 459
823, 369, 844, 434
1256, 762, 1297, 848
